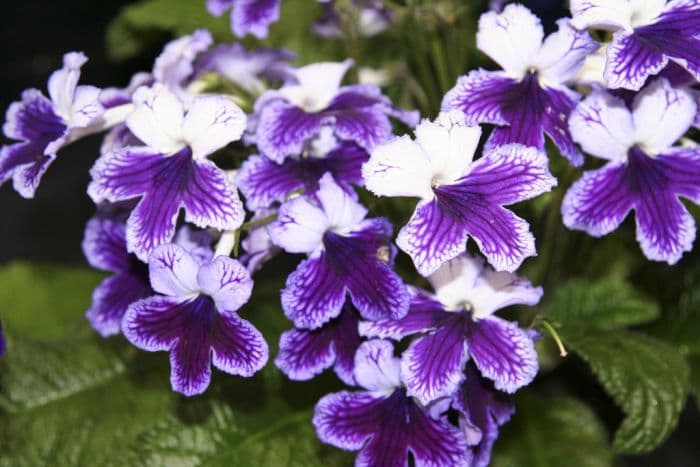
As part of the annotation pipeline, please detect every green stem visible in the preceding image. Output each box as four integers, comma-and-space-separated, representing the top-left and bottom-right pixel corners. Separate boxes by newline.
540, 319, 568, 357
241, 213, 278, 231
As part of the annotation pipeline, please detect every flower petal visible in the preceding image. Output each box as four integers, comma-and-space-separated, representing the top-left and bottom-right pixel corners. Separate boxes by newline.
354, 339, 401, 393
256, 100, 326, 162
197, 256, 253, 312
82, 216, 131, 272
268, 196, 327, 255
275, 327, 337, 381
127, 85, 185, 155
182, 95, 247, 159
87, 273, 150, 337
605, 30, 668, 90
570, 0, 633, 31
148, 243, 200, 297
231, 0, 281, 39
535, 18, 600, 86
47, 52, 88, 121
210, 312, 268, 377
441, 70, 511, 126
313, 391, 383, 450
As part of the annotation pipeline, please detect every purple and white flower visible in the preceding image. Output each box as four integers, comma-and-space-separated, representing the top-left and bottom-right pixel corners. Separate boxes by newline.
1, 52, 104, 198
564, 78, 700, 264
88, 84, 246, 261
123, 243, 268, 396
268, 173, 409, 329
454, 363, 515, 467
239, 208, 280, 273
570, 0, 700, 90
313, 340, 470, 466
153, 29, 213, 102
253, 59, 418, 162
442, 5, 598, 166
197, 43, 295, 95
360, 254, 541, 404
237, 130, 368, 210
314, 0, 393, 39
363, 111, 557, 276
207, 0, 281, 39
275, 302, 363, 385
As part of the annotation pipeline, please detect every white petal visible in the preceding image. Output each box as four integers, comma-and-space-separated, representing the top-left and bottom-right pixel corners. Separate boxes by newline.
477, 4, 544, 78
570, 0, 633, 31
148, 244, 200, 297
535, 18, 600, 86
69, 85, 103, 128
316, 173, 367, 232
127, 85, 185, 154
48, 51, 89, 122
277, 59, 353, 112
353, 340, 401, 394
632, 78, 697, 155
267, 196, 328, 255
629, 0, 667, 27
363, 135, 433, 199
415, 111, 481, 185
182, 95, 247, 159
569, 91, 635, 162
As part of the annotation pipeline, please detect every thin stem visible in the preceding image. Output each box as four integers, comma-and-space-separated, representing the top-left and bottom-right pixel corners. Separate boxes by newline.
541, 319, 568, 358
241, 213, 278, 231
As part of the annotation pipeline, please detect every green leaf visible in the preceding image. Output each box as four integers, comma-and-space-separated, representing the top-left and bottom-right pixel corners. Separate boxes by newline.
492, 395, 613, 467
565, 330, 690, 454
542, 278, 659, 331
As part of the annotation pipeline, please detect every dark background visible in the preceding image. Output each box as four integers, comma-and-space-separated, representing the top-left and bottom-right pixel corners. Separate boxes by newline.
0, 1, 696, 466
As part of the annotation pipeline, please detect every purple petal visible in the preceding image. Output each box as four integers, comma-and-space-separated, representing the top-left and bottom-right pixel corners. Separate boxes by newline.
255, 100, 326, 162
313, 391, 384, 450
153, 29, 212, 91
275, 327, 336, 381
441, 70, 510, 126
406, 402, 471, 467
359, 287, 446, 340
231, 0, 281, 39
468, 316, 538, 393
173, 226, 214, 265
196, 256, 253, 312
82, 217, 131, 272
562, 163, 634, 236
605, 31, 668, 91
657, 148, 700, 203
87, 273, 150, 337
401, 318, 469, 404
210, 311, 268, 378
123, 295, 186, 352
465, 144, 557, 206
206, 0, 232, 16
281, 255, 346, 329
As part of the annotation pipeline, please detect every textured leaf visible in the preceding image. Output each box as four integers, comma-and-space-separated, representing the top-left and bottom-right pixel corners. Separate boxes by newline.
542, 278, 659, 331
492, 395, 613, 467
565, 330, 690, 454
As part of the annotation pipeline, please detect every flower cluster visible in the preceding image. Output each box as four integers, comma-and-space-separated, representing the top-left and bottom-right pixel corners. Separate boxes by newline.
2, 0, 699, 465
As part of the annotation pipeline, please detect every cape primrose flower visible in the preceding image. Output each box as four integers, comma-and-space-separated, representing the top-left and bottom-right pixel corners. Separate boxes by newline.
313, 340, 470, 466
570, 0, 700, 90
360, 254, 541, 404
253, 59, 418, 162
275, 302, 363, 385
442, 5, 598, 166
564, 78, 700, 264
1, 52, 104, 198
123, 244, 268, 396
206, 0, 281, 39
268, 173, 409, 329
363, 110, 557, 276
88, 84, 246, 261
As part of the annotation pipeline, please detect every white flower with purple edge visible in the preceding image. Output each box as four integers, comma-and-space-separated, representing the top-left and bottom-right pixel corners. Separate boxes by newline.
360, 254, 541, 405
88, 84, 246, 261
564, 78, 700, 264
1, 52, 104, 198
363, 110, 557, 276
275, 302, 363, 385
570, 0, 700, 90
123, 243, 268, 396
313, 339, 470, 466
267, 173, 409, 329
442, 5, 598, 166
253, 59, 419, 162
207, 0, 281, 39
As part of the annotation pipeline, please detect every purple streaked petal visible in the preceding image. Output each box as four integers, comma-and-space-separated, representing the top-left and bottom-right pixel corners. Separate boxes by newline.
562, 163, 635, 236
657, 147, 700, 203
87, 273, 150, 337
568, 91, 635, 162
331, 307, 364, 385
631, 78, 697, 154
441, 70, 511, 126
100, 123, 141, 155
465, 144, 557, 206
153, 29, 212, 91
210, 311, 268, 378
406, 404, 470, 467
196, 256, 253, 312
240, 209, 278, 273
68, 85, 103, 128
0, 143, 56, 199
401, 318, 468, 404
396, 200, 470, 277
82, 217, 131, 272
358, 287, 446, 340
281, 255, 346, 329
255, 100, 326, 162
3, 89, 65, 142
353, 339, 400, 393
122, 295, 185, 351
468, 316, 538, 393
313, 391, 384, 450
231, 0, 281, 39
605, 31, 668, 91
148, 243, 200, 297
